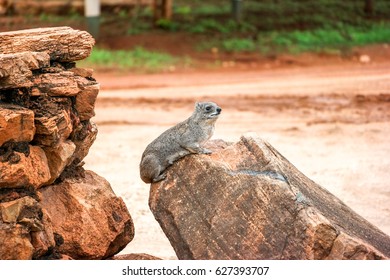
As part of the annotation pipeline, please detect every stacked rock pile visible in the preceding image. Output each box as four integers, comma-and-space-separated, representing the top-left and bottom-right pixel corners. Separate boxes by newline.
0, 27, 134, 259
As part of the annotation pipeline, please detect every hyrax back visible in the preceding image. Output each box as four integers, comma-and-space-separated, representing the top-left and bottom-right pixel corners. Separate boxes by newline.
140, 101, 222, 183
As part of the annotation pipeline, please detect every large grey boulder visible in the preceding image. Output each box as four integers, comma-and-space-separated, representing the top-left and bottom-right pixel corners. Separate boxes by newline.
149, 135, 390, 260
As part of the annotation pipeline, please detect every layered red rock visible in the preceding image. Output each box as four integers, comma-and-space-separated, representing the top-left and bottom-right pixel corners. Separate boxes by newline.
149, 135, 390, 260
29, 96, 74, 147
0, 145, 51, 189
0, 51, 50, 89
70, 121, 98, 166
39, 170, 134, 259
43, 140, 76, 185
31, 71, 98, 97
0, 223, 34, 259
75, 83, 100, 120
0, 27, 94, 62
0, 196, 55, 259
0, 27, 134, 260
0, 103, 35, 146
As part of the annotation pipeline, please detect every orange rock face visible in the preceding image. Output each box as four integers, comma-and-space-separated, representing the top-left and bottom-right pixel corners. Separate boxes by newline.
0, 196, 55, 259
0, 104, 35, 146
40, 170, 134, 259
0, 145, 51, 189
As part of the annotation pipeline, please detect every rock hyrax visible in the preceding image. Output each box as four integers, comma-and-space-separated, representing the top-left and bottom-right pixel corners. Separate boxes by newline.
140, 101, 222, 183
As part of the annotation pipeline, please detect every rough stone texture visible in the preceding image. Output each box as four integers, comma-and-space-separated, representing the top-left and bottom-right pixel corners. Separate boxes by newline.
69, 67, 94, 78
109, 253, 162, 260
43, 140, 76, 185
39, 170, 134, 260
0, 27, 94, 62
70, 120, 98, 165
32, 72, 81, 97
30, 97, 73, 147
75, 83, 100, 120
30, 208, 56, 259
0, 196, 38, 223
0, 51, 50, 89
0, 145, 51, 189
149, 135, 390, 260
0, 103, 35, 146
0, 196, 56, 259
31, 71, 98, 97
0, 222, 34, 259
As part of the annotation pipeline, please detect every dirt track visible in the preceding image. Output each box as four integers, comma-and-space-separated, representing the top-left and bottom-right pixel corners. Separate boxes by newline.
84, 62, 390, 259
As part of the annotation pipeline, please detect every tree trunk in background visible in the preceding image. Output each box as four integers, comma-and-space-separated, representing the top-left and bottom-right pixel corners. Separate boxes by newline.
364, 0, 374, 16
152, 0, 172, 22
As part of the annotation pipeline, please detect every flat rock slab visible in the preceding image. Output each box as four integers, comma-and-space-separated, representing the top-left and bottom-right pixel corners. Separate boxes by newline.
0, 27, 94, 62
149, 135, 390, 260
0, 51, 50, 89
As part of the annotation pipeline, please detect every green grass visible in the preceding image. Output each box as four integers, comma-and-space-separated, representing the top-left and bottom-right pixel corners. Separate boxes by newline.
78, 47, 190, 72
185, 18, 256, 34
221, 38, 257, 52
258, 22, 390, 54
172, 0, 390, 31
39, 11, 82, 23
197, 22, 390, 54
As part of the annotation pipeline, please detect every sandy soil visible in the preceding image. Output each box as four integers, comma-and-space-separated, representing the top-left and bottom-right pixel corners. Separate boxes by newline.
84, 61, 390, 259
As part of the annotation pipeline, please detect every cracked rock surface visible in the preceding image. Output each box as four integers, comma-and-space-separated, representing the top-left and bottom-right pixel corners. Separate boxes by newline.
149, 135, 390, 260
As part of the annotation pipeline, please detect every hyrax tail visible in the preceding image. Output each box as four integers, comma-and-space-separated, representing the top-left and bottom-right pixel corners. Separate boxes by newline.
140, 154, 161, 184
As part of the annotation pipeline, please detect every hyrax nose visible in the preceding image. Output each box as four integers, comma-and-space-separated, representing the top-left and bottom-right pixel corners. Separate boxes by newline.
216, 107, 222, 114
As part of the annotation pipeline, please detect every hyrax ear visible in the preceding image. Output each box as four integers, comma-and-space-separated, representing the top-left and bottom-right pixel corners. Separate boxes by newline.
195, 102, 202, 110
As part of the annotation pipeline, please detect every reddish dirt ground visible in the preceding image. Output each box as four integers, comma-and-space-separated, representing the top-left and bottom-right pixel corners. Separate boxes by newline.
83, 56, 390, 259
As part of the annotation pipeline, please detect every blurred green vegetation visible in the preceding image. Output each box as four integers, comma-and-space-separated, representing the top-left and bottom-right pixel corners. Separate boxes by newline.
262, 22, 390, 54
58, 0, 390, 69
78, 47, 190, 73
124, 0, 390, 53
172, 0, 389, 31
197, 22, 390, 54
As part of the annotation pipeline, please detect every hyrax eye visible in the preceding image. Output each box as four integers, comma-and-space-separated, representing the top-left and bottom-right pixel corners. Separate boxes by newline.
205, 106, 212, 111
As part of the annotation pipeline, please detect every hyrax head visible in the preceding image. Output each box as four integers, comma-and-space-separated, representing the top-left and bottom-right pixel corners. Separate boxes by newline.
195, 101, 222, 120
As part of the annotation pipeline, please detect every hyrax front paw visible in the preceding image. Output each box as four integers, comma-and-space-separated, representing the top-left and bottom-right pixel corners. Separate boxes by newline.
201, 148, 212, 154
153, 173, 167, 183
